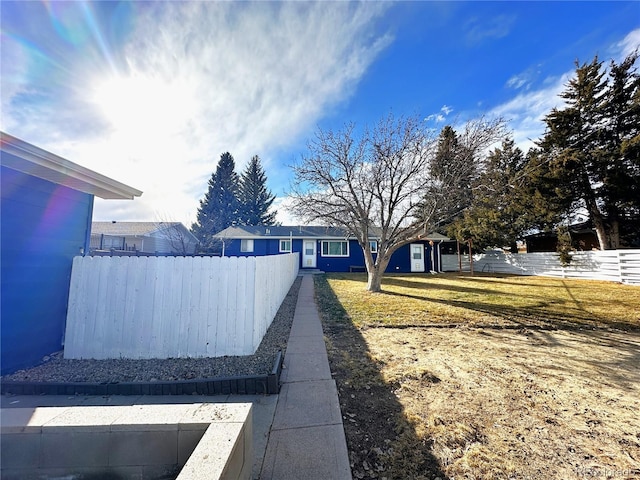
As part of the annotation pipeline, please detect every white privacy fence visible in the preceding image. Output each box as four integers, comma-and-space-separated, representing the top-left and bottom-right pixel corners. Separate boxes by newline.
64, 253, 299, 359
442, 249, 640, 285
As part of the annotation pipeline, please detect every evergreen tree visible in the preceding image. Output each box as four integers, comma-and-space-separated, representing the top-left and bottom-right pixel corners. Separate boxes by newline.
448, 138, 528, 251
599, 52, 640, 247
238, 155, 277, 225
538, 53, 640, 248
419, 120, 505, 233
191, 152, 240, 251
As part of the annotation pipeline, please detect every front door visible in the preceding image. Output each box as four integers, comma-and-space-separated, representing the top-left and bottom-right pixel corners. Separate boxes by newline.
410, 243, 425, 272
302, 240, 317, 268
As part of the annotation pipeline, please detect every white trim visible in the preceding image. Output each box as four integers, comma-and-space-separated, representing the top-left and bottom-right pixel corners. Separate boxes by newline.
321, 240, 350, 257
279, 238, 292, 253
1, 132, 142, 200
410, 243, 426, 272
240, 239, 254, 252
302, 239, 317, 268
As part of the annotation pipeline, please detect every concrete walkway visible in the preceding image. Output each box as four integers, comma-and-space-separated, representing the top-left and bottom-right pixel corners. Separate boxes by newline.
260, 272, 352, 480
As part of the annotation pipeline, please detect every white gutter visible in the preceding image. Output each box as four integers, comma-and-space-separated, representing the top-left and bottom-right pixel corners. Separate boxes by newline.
1, 132, 143, 200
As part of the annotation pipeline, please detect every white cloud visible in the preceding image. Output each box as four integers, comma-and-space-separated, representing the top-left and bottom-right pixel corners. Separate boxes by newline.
617, 28, 640, 58
464, 14, 516, 45
2, 2, 392, 225
490, 72, 571, 151
424, 105, 453, 124
506, 73, 528, 90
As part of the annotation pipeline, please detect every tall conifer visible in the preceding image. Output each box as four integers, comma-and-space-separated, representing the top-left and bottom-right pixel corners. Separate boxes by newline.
238, 155, 277, 225
191, 152, 240, 251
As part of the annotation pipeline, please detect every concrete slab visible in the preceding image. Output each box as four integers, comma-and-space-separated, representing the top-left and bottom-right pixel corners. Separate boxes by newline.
280, 353, 331, 383
288, 317, 324, 337
1, 407, 68, 433
284, 335, 328, 354
1, 395, 275, 480
226, 395, 277, 480
271, 380, 343, 431
260, 424, 351, 480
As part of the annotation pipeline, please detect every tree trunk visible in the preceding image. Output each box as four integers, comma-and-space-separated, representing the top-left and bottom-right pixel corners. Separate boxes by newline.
580, 174, 610, 250
367, 269, 383, 292
607, 207, 621, 249
585, 196, 610, 250
366, 255, 392, 292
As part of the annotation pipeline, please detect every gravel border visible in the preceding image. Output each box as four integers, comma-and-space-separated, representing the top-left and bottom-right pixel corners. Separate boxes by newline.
2, 277, 301, 385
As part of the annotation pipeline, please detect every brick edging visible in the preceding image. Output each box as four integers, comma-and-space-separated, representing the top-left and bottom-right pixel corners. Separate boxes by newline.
1, 351, 285, 397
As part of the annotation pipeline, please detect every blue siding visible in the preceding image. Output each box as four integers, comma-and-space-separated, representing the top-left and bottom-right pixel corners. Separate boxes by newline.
388, 243, 434, 272
1, 166, 93, 374
221, 236, 437, 273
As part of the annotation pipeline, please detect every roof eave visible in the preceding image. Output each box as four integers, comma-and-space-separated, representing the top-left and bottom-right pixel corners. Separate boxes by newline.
1, 132, 143, 200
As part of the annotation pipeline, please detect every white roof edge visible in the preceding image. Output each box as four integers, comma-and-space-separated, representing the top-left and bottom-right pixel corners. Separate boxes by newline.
1, 132, 143, 200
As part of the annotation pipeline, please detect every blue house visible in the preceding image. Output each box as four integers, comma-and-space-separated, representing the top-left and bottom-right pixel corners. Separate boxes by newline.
1, 132, 142, 374
215, 225, 449, 273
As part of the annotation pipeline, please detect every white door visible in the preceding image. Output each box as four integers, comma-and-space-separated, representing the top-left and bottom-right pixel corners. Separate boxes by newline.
410, 243, 425, 272
302, 240, 317, 268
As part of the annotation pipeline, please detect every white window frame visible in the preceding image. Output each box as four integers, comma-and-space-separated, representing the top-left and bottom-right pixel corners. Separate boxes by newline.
240, 239, 254, 253
369, 240, 378, 253
279, 239, 292, 253
321, 240, 349, 257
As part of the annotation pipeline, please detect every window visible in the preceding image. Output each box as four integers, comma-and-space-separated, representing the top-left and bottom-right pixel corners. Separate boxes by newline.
321, 240, 349, 257
369, 241, 378, 253
279, 239, 292, 252
241, 239, 254, 252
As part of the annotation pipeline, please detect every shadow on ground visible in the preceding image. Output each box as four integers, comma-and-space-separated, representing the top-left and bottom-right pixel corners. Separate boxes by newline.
314, 275, 446, 480
380, 275, 639, 332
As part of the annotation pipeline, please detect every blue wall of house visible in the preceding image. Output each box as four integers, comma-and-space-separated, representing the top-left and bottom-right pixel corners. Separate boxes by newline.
1, 166, 93, 374
222, 236, 437, 273
387, 242, 435, 273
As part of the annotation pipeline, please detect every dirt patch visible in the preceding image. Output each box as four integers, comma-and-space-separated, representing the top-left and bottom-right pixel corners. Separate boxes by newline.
317, 276, 640, 479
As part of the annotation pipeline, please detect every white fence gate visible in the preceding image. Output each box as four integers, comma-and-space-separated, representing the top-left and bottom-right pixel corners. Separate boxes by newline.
64, 253, 299, 359
442, 249, 640, 285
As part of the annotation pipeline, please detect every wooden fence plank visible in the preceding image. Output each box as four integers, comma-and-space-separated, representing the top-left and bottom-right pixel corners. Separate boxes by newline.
442, 250, 640, 285
63, 253, 300, 360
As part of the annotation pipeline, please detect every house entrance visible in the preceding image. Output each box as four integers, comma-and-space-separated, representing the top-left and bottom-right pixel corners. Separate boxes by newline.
302, 240, 317, 268
410, 243, 425, 272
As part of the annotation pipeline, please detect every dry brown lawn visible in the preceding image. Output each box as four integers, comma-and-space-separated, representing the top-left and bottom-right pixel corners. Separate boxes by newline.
316, 273, 640, 480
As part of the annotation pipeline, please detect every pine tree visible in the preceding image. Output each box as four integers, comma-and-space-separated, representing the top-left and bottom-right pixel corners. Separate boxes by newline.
448, 138, 528, 250
238, 155, 277, 226
600, 52, 640, 247
191, 152, 240, 252
538, 53, 640, 248
420, 121, 502, 233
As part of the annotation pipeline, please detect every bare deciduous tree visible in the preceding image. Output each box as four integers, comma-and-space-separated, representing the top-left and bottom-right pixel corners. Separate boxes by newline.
154, 214, 198, 254
288, 113, 506, 292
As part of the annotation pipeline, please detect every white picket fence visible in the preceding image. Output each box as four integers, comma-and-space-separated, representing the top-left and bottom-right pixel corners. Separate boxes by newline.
64, 253, 299, 359
442, 249, 640, 285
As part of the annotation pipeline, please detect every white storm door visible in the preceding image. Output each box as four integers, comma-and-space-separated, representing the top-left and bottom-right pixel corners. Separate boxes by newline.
410, 243, 425, 272
302, 240, 317, 268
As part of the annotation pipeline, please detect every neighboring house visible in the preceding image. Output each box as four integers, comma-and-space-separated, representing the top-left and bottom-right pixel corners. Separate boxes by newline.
1, 132, 142, 374
90, 221, 199, 255
523, 222, 599, 253
215, 225, 449, 273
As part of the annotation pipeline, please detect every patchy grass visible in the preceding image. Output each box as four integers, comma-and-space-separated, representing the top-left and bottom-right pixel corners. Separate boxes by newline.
325, 272, 640, 331
317, 273, 640, 480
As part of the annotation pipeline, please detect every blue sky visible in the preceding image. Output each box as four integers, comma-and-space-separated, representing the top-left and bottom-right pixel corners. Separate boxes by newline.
2, 1, 639, 226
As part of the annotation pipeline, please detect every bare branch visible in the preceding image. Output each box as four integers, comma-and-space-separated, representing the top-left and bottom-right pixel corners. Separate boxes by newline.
287, 113, 507, 291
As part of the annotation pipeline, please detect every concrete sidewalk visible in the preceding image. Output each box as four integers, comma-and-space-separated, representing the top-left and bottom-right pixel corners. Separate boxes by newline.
259, 273, 352, 480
